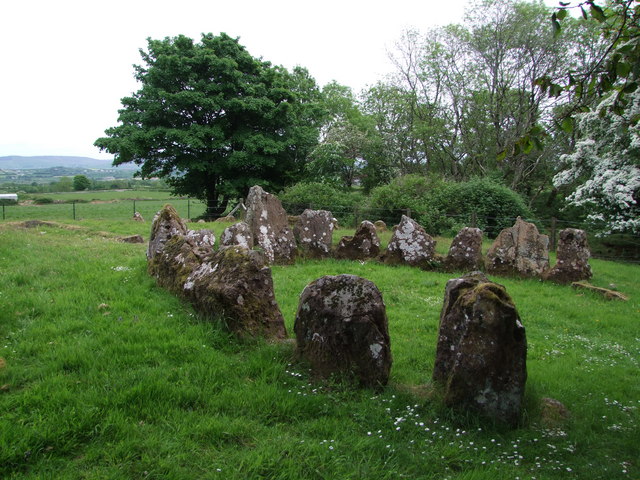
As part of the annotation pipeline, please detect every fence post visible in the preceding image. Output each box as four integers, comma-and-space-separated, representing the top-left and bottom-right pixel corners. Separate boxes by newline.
406, 208, 412, 219
470, 212, 477, 228
73, 200, 76, 220
2, 204, 4, 220
354, 206, 360, 228
133, 200, 136, 217
551, 217, 557, 251
187, 199, 191, 220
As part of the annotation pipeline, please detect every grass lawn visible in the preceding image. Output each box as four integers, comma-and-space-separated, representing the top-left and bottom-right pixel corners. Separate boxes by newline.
0, 217, 638, 479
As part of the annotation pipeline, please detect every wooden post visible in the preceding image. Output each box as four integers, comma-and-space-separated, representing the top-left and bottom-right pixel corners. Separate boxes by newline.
2, 204, 5, 221
471, 212, 477, 228
405, 208, 412, 219
73, 200, 76, 220
133, 200, 136, 217
551, 217, 557, 251
187, 199, 191, 220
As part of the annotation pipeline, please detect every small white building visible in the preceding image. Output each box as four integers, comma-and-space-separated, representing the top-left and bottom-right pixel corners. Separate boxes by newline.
0, 194, 18, 202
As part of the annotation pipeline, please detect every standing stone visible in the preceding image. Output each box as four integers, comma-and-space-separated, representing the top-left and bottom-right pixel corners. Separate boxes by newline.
374, 220, 387, 232
184, 245, 287, 339
485, 217, 549, 277
245, 185, 296, 264
544, 228, 592, 284
294, 209, 334, 258
147, 205, 188, 261
334, 221, 380, 261
220, 221, 254, 250
433, 272, 527, 426
148, 230, 215, 294
382, 215, 436, 267
443, 227, 483, 271
294, 274, 392, 388
132, 211, 145, 222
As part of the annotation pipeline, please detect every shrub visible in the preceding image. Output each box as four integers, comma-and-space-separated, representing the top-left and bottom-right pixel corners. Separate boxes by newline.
279, 182, 364, 225
437, 178, 531, 237
367, 175, 531, 236
33, 197, 54, 205
367, 175, 453, 233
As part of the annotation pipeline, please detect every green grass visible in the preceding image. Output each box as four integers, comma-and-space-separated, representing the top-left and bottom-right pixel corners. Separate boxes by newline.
0, 218, 638, 479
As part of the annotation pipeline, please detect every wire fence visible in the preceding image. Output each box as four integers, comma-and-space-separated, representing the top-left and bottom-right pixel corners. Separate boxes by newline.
2, 198, 639, 263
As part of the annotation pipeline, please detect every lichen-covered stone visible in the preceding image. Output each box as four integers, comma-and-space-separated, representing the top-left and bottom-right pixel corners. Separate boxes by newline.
443, 227, 483, 271
220, 221, 254, 250
148, 229, 215, 294
147, 205, 188, 261
245, 185, 296, 264
485, 217, 549, 277
293, 209, 334, 258
294, 274, 392, 388
132, 212, 144, 222
374, 220, 387, 232
184, 245, 287, 339
433, 272, 527, 426
382, 215, 436, 267
334, 221, 380, 261
214, 215, 236, 223
544, 228, 592, 284
120, 234, 144, 244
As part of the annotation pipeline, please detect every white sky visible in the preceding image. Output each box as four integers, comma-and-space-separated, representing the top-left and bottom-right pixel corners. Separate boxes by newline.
0, 0, 561, 160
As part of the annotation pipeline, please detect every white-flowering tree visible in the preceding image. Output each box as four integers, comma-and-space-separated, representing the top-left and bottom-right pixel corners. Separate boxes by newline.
553, 88, 640, 234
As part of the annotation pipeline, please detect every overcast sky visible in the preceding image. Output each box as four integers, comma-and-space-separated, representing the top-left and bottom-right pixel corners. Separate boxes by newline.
0, 0, 561, 160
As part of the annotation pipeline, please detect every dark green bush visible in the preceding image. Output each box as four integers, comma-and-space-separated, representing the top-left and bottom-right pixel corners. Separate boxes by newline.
367, 175, 531, 236
367, 175, 453, 233
279, 182, 364, 226
33, 197, 54, 205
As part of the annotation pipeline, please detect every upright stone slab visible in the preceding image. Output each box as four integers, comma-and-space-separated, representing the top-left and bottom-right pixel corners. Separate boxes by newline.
220, 221, 254, 250
383, 215, 436, 267
183, 245, 287, 339
132, 212, 145, 222
245, 185, 296, 264
294, 274, 392, 388
443, 227, 483, 271
544, 228, 592, 284
147, 205, 188, 261
374, 220, 387, 233
334, 221, 380, 261
433, 272, 527, 426
293, 209, 334, 258
485, 217, 549, 277
148, 229, 215, 294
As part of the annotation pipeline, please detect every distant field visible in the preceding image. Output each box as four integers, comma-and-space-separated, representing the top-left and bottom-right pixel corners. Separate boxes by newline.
0, 217, 637, 479
3, 190, 208, 222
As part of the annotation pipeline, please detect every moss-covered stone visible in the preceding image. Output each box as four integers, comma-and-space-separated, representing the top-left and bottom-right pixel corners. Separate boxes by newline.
433, 272, 527, 427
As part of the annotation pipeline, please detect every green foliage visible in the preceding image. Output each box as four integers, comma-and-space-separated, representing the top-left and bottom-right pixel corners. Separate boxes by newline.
440, 177, 532, 237
95, 33, 322, 216
368, 175, 531, 236
33, 196, 54, 204
72, 175, 91, 191
279, 181, 363, 225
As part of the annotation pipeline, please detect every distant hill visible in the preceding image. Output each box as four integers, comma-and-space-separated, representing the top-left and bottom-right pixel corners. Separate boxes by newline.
0, 156, 137, 170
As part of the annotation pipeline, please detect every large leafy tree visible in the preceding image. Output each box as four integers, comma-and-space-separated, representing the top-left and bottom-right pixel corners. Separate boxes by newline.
95, 33, 321, 217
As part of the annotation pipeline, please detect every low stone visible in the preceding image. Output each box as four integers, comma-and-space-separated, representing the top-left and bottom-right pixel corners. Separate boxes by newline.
215, 215, 236, 223
485, 217, 549, 277
433, 272, 527, 426
245, 185, 296, 264
294, 209, 334, 258
540, 397, 570, 428
220, 221, 254, 250
132, 212, 144, 222
147, 205, 188, 261
294, 274, 392, 388
197, 219, 206, 224
148, 229, 215, 294
184, 245, 287, 339
374, 220, 387, 232
443, 227, 483, 271
334, 221, 380, 261
382, 215, 436, 267
120, 234, 144, 244
544, 228, 592, 284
